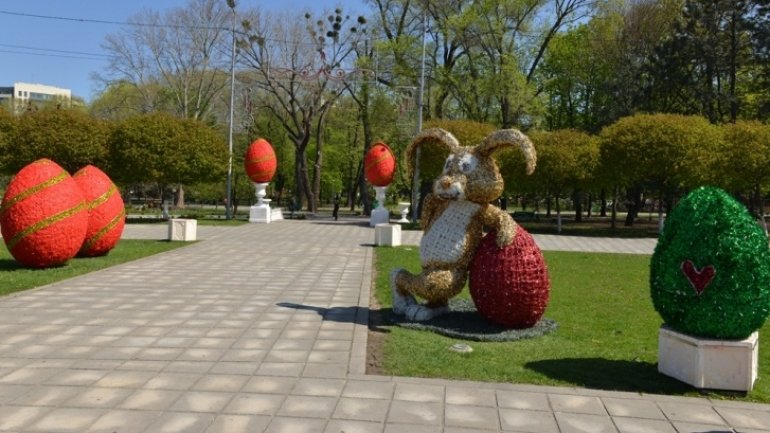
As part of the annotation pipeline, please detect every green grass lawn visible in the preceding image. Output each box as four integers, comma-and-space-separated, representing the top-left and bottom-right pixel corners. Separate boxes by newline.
375, 247, 770, 402
0, 240, 188, 297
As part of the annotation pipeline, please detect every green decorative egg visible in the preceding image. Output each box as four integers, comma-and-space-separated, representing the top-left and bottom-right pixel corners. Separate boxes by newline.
650, 186, 770, 339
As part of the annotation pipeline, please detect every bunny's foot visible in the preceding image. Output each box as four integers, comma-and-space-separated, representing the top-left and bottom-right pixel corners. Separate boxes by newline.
404, 304, 449, 322
390, 268, 416, 315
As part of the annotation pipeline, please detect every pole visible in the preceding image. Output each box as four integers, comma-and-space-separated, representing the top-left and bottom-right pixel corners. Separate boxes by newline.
225, 1, 237, 220
410, 13, 427, 221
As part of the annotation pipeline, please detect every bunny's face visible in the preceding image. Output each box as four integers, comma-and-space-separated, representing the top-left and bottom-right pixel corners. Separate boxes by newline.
434, 148, 504, 204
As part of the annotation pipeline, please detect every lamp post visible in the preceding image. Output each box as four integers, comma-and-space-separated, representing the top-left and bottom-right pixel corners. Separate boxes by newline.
225, 0, 237, 220
410, 13, 427, 221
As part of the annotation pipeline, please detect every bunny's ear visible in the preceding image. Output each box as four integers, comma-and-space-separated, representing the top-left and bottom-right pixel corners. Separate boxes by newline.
476, 129, 537, 175
406, 128, 461, 178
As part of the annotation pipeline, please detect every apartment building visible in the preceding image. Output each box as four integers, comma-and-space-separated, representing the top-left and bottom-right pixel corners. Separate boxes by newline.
0, 82, 72, 113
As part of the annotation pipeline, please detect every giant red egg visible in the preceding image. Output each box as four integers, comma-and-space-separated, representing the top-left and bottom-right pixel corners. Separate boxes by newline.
73, 165, 126, 257
0, 159, 88, 268
469, 227, 550, 328
244, 138, 277, 183
364, 142, 396, 186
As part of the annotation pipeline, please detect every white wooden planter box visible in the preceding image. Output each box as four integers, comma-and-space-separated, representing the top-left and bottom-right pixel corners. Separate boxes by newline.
658, 325, 758, 391
168, 218, 197, 241
375, 223, 401, 247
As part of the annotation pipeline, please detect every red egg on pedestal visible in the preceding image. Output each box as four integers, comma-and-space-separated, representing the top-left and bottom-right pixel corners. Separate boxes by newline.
469, 227, 551, 328
73, 165, 126, 257
364, 142, 396, 186
244, 138, 277, 183
0, 159, 88, 268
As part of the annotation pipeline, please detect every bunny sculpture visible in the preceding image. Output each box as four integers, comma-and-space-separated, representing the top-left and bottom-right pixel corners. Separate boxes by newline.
390, 127, 537, 321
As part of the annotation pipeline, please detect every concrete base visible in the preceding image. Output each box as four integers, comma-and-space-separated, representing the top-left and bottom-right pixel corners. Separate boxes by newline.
370, 207, 390, 227
271, 208, 284, 221
168, 219, 197, 241
249, 205, 271, 223
375, 223, 401, 246
658, 326, 758, 391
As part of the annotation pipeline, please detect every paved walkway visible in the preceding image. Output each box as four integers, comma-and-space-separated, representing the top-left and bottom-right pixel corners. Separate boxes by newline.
0, 219, 767, 432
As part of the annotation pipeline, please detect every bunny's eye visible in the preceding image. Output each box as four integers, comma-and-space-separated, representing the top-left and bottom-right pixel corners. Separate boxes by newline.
460, 162, 471, 173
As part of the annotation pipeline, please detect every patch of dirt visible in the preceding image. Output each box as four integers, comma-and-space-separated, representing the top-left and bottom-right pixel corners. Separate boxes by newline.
366, 285, 387, 375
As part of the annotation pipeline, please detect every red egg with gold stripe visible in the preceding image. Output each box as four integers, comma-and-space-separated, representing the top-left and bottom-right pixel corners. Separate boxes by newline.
244, 138, 277, 183
0, 159, 88, 268
364, 142, 396, 186
73, 165, 125, 257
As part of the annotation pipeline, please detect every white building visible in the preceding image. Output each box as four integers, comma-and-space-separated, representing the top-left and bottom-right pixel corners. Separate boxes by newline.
0, 82, 72, 113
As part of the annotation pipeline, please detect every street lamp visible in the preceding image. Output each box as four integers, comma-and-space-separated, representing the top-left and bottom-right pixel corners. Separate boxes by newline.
410, 13, 428, 221
225, 0, 237, 220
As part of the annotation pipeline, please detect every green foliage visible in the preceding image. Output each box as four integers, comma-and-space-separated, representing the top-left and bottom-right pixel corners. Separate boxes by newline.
651, 187, 770, 339
7, 108, 110, 174
108, 112, 227, 186
598, 113, 721, 191
714, 121, 770, 192
0, 108, 16, 174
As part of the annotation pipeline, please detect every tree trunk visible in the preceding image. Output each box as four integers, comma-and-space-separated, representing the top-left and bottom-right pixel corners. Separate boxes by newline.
600, 188, 607, 217
546, 193, 552, 217
312, 111, 329, 213
611, 185, 618, 229
624, 186, 643, 227
175, 184, 185, 209
573, 189, 583, 223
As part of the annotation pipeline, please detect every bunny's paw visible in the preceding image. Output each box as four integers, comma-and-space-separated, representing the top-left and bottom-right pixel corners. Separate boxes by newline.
390, 268, 416, 315
404, 304, 449, 322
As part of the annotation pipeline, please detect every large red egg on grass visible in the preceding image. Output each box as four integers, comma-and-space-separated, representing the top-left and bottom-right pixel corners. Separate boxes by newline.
364, 142, 396, 186
73, 165, 126, 257
469, 227, 551, 328
244, 138, 277, 183
0, 159, 88, 268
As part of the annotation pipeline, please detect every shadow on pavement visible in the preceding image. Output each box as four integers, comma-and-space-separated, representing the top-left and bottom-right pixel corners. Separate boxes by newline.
276, 302, 389, 332
525, 357, 700, 395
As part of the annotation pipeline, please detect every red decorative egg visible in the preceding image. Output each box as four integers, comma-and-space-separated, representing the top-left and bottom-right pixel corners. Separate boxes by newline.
244, 138, 277, 183
73, 165, 125, 257
0, 159, 88, 268
364, 142, 396, 186
469, 227, 550, 328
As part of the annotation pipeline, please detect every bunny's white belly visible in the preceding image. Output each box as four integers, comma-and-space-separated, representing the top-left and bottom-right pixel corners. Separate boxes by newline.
420, 201, 480, 265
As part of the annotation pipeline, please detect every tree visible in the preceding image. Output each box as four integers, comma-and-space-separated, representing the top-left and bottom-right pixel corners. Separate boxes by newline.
108, 112, 227, 202
237, 7, 367, 212
99, 0, 231, 121
0, 107, 16, 174
8, 108, 109, 174
715, 120, 770, 218
599, 113, 721, 227
89, 80, 158, 120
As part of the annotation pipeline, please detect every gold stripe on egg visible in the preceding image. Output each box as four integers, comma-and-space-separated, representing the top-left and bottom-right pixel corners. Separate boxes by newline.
6, 201, 88, 250
246, 154, 275, 165
88, 185, 118, 210
81, 208, 125, 252
0, 170, 69, 218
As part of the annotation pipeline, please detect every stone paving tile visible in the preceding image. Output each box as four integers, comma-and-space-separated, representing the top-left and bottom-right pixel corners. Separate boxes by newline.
303, 363, 348, 378
204, 414, 271, 433
613, 417, 678, 433
549, 393, 608, 415
555, 412, 618, 433
85, 410, 161, 433
445, 404, 500, 430
382, 423, 441, 433
279, 395, 338, 418
325, 419, 384, 433
291, 378, 346, 397
496, 390, 551, 411
393, 382, 445, 403
0, 405, 50, 431
658, 401, 728, 425
224, 392, 285, 415
499, 408, 559, 433
446, 387, 497, 407
387, 400, 443, 425
715, 406, 770, 430
11, 385, 81, 406
671, 421, 736, 433
118, 389, 182, 411
602, 397, 666, 420
264, 416, 328, 433
27, 407, 105, 432
342, 380, 395, 399
333, 397, 390, 422
170, 391, 234, 413
68, 387, 133, 408
143, 412, 215, 433
192, 374, 248, 392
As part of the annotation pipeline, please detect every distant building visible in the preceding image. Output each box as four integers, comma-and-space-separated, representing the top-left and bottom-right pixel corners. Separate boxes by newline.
0, 82, 72, 114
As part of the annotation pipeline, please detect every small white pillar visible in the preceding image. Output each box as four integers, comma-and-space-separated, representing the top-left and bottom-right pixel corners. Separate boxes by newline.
375, 223, 401, 246
249, 182, 272, 223
397, 202, 411, 223
168, 218, 197, 241
658, 325, 758, 391
370, 185, 390, 227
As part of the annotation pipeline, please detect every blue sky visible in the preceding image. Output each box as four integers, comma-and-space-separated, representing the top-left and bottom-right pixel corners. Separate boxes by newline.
0, 0, 364, 102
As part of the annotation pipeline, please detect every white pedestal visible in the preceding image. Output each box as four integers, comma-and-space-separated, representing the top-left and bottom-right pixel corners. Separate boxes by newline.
249, 203, 272, 223
375, 223, 401, 246
271, 208, 284, 221
168, 219, 197, 241
370, 185, 390, 227
658, 326, 758, 391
